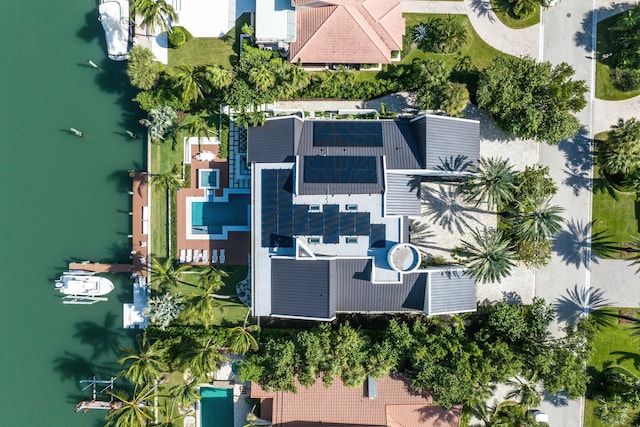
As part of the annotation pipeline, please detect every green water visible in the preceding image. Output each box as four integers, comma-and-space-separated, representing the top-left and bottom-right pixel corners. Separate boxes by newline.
0, 1, 144, 425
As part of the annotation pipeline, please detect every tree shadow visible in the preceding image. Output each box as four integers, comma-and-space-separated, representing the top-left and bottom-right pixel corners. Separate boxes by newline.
553, 219, 618, 268
421, 184, 482, 234
502, 291, 523, 305
53, 352, 98, 382
558, 126, 592, 174
469, 0, 496, 22
542, 390, 570, 407
76, 8, 103, 43
563, 164, 592, 196
73, 312, 124, 358
434, 155, 473, 173
610, 351, 640, 371
409, 220, 437, 253
574, 3, 635, 51
554, 284, 615, 325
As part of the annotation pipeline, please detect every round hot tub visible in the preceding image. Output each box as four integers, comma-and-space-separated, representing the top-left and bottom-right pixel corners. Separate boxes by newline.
387, 243, 421, 273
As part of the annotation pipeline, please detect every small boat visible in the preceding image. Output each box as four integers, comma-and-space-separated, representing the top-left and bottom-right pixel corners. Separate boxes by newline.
55, 273, 115, 303
98, 0, 130, 61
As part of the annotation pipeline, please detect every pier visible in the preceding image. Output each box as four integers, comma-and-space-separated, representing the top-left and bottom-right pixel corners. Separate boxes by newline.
68, 262, 133, 273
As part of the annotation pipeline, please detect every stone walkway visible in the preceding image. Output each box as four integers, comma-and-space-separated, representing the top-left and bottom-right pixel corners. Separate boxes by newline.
402, 0, 540, 59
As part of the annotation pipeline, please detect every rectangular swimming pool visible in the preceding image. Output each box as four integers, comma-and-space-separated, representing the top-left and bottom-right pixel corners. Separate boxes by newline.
191, 193, 250, 235
200, 387, 234, 427
199, 169, 219, 189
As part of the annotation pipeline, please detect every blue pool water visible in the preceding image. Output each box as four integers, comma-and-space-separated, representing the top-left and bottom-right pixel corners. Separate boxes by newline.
192, 193, 250, 234
199, 169, 219, 189
200, 387, 234, 427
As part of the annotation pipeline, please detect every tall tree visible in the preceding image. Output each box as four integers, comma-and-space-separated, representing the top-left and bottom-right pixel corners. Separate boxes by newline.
600, 117, 640, 180
118, 332, 167, 385
106, 384, 157, 427
132, 0, 178, 34
148, 167, 181, 195
227, 311, 260, 355
182, 335, 226, 380
440, 82, 469, 116
509, 197, 565, 242
139, 106, 178, 143
149, 257, 190, 291
203, 64, 234, 90
453, 227, 516, 284
464, 157, 518, 211
477, 56, 587, 143
127, 45, 161, 90
171, 64, 206, 103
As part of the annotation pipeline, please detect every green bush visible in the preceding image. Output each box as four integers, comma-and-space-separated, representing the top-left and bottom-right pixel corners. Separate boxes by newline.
611, 67, 640, 91
169, 26, 192, 48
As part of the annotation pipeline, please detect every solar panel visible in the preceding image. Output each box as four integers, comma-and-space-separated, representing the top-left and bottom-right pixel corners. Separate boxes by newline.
303, 156, 378, 184
355, 213, 371, 235
293, 205, 309, 235
313, 121, 383, 147
340, 213, 356, 235
308, 213, 324, 235
370, 224, 386, 248
323, 205, 340, 243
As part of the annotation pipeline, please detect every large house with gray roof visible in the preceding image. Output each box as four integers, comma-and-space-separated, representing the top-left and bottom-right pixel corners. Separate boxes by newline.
247, 114, 481, 321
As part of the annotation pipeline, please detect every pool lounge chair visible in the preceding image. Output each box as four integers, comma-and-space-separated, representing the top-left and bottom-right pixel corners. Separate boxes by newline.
179, 249, 186, 264
186, 249, 193, 263
193, 250, 200, 263
202, 250, 208, 264
219, 249, 226, 264
211, 249, 218, 264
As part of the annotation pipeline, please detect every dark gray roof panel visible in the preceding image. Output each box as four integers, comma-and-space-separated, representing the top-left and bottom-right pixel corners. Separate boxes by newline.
335, 258, 426, 312
313, 121, 383, 147
247, 117, 300, 163
297, 155, 384, 195
428, 270, 477, 314
271, 258, 336, 319
385, 174, 421, 216
424, 116, 480, 171
296, 120, 423, 171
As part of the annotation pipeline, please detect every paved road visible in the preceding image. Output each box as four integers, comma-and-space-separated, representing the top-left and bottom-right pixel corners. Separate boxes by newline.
537, 0, 600, 425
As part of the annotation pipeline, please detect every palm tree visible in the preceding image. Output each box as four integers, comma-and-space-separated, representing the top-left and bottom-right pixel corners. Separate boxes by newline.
132, 0, 178, 34
600, 117, 640, 179
182, 335, 227, 380
510, 197, 565, 241
181, 282, 226, 327
127, 46, 161, 90
227, 309, 260, 354
440, 81, 469, 116
168, 380, 199, 419
203, 64, 234, 90
595, 396, 630, 426
140, 106, 178, 143
106, 384, 157, 427
454, 227, 516, 284
628, 236, 640, 273
201, 266, 228, 293
148, 167, 181, 194
143, 293, 184, 330
149, 257, 191, 291
172, 64, 206, 103
180, 113, 217, 149
248, 65, 276, 92
464, 157, 518, 211
505, 373, 541, 409
118, 332, 167, 385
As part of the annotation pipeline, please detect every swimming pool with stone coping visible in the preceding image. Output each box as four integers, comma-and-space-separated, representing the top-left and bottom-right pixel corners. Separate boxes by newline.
186, 189, 251, 240
199, 386, 234, 427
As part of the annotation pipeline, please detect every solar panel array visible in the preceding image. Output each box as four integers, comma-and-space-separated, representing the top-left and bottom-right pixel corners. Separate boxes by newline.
303, 156, 378, 184
312, 121, 383, 147
261, 169, 386, 248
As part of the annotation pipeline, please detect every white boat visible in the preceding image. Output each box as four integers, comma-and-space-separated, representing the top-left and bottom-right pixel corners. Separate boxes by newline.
55, 273, 115, 304
98, 0, 130, 61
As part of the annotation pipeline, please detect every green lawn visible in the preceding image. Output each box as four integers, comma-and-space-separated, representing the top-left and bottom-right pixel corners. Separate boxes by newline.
592, 133, 640, 258
489, 0, 540, 29
167, 13, 251, 70
403, 13, 507, 71
595, 15, 640, 100
585, 308, 640, 426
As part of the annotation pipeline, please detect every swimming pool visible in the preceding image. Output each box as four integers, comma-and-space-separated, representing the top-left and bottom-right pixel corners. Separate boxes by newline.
191, 193, 250, 235
200, 387, 234, 427
199, 169, 219, 189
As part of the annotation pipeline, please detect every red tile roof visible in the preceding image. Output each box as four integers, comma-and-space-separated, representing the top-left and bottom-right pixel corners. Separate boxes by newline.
251, 374, 461, 427
289, 0, 405, 65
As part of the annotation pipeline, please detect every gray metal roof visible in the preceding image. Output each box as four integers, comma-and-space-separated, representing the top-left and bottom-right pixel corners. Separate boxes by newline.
271, 258, 337, 319
335, 258, 426, 312
385, 173, 421, 216
426, 269, 477, 315
423, 115, 479, 171
247, 117, 302, 163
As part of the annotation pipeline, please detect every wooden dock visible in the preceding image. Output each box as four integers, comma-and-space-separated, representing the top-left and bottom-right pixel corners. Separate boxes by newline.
68, 262, 133, 273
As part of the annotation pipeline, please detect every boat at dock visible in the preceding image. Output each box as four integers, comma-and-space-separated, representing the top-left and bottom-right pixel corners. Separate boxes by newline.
55, 273, 115, 304
98, 0, 130, 61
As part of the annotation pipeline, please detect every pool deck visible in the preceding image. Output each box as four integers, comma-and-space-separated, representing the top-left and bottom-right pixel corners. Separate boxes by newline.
176, 143, 250, 266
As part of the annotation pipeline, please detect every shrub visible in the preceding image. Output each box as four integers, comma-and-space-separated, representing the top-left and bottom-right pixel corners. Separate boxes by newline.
611, 67, 640, 91
420, 15, 467, 54
169, 26, 188, 48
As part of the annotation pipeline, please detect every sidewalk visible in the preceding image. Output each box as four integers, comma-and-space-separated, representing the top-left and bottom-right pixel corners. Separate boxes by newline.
402, 0, 540, 59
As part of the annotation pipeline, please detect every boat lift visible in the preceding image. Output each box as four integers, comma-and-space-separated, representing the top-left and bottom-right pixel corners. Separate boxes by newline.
63, 295, 109, 305
75, 376, 120, 412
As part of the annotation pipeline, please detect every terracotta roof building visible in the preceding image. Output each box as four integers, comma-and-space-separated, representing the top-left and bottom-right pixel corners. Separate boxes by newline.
251, 373, 462, 427
256, 0, 405, 66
